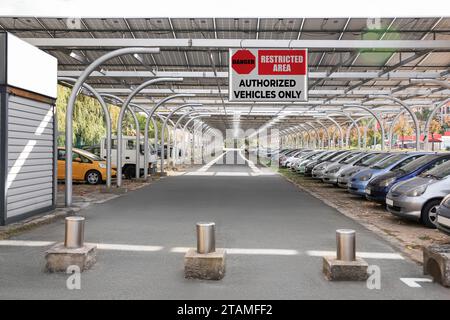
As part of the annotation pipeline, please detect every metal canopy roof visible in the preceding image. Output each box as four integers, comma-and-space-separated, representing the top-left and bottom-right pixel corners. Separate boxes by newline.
0, 17, 449, 133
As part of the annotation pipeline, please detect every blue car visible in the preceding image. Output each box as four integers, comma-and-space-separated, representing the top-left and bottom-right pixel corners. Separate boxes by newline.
347, 152, 425, 197
365, 153, 450, 203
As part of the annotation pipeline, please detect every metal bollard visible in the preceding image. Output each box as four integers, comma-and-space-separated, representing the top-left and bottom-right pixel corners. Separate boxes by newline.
196, 222, 215, 254
336, 229, 356, 261
64, 216, 85, 249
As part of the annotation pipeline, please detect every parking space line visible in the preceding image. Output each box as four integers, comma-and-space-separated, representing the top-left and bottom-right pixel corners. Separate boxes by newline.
170, 247, 300, 255
306, 250, 404, 260
400, 278, 433, 288
0, 240, 55, 247
0, 241, 405, 260
215, 172, 249, 176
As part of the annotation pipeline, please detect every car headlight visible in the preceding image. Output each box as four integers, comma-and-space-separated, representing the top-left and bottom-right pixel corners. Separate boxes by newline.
359, 174, 372, 181
379, 177, 396, 187
328, 167, 340, 174
405, 185, 427, 197
99, 163, 106, 169
441, 194, 450, 208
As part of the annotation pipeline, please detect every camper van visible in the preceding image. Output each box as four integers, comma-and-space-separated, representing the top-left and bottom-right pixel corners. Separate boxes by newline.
100, 136, 158, 179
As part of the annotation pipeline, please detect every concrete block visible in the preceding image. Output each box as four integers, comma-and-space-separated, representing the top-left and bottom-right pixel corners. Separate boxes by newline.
423, 244, 450, 287
184, 248, 226, 280
323, 256, 368, 281
45, 243, 97, 273
100, 186, 127, 194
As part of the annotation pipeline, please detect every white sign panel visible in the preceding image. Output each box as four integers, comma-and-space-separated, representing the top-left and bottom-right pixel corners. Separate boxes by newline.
229, 48, 308, 102
6, 33, 57, 98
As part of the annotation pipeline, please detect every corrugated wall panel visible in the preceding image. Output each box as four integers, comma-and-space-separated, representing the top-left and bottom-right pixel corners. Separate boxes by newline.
6, 95, 54, 219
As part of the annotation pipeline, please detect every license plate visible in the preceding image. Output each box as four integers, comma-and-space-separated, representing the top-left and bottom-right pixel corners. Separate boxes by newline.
386, 198, 394, 206
365, 188, 371, 195
438, 215, 450, 228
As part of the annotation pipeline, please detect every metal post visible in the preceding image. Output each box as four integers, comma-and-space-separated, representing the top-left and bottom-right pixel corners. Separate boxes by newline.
342, 105, 385, 151
196, 222, 216, 254
367, 96, 419, 151
160, 104, 202, 173
65, 216, 85, 249
336, 229, 356, 261
181, 116, 209, 164
65, 47, 160, 207
117, 80, 186, 187
59, 77, 112, 189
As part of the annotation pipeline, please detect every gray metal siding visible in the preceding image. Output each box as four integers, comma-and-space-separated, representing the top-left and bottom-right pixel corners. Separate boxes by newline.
6, 95, 54, 219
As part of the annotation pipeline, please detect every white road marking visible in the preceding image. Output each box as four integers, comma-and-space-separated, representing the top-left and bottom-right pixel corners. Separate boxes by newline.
215, 172, 249, 176
306, 250, 404, 260
400, 278, 433, 288
0, 240, 55, 247
0, 241, 403, 259
197, 151, 227, 172
185, 172, 215, 176
170, 247, 299, 255
94, 243, 163, 252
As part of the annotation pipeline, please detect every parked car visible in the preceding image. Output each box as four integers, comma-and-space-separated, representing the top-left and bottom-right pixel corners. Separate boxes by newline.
336, 152, 387, 188
291, 150, 324, 171
348, 152, 423, 197
82, 145, 100, 157
365, 153, 450, 203
322, 151, 367, 185
304, 150, 347, 177
57, 147, 116, 185
295, 150, 333, 174
386, 160, 450, 227
437, 194, 450, 235
281, 150, 305, 168
311, 150, 354, 180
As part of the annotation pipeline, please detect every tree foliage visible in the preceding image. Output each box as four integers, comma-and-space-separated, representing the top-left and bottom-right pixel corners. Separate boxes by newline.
56, 85, 160, 147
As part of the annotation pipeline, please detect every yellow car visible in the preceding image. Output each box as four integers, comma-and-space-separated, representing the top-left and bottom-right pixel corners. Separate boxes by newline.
57, 147, 116, 185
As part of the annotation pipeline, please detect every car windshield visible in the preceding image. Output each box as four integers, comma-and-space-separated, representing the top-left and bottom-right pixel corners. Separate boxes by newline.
329, 152, 350, 162
359, 153, 390, 167
420, 160, 450, 180
395, 154, 438, 173
310, 152, 326, 160
340, 153, 360, 164
75, 149, 102, 161
370, 154, 406, 169
316, 152, 334, 160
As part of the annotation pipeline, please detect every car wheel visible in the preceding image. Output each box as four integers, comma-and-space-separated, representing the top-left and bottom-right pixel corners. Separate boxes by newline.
421, 199, 441, 228
85, 170, 101, 185
124, 166, 135, 179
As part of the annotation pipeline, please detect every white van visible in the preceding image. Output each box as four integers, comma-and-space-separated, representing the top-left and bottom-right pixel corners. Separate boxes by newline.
100, 136, 157, 179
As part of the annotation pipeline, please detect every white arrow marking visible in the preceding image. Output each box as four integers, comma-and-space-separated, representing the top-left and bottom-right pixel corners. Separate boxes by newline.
400, 278, 433, 288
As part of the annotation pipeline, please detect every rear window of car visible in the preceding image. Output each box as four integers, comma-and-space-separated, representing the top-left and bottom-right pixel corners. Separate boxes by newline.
359, 153, 390, 167
397, 154, 439, 173
370, 154, 407, 169
340, 152, 360, 164
420, 159, 450, 179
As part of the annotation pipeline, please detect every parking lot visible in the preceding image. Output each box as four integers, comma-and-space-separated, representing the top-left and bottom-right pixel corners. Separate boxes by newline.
0, 4, 449, 302
0, 151, 448, 299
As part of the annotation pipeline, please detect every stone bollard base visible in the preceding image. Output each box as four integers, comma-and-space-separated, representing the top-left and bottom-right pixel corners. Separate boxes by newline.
423, 244, 450, 287
184, 248, 226, 280
45, 243, 97, 273
323, 256, 368, 281
100, 186, 128, 194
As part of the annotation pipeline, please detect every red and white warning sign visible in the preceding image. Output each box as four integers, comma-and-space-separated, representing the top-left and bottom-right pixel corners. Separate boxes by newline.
229, 48, 308, 102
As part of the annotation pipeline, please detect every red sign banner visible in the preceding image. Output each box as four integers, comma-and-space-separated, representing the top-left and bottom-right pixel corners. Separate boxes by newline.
258, 49, 307, 75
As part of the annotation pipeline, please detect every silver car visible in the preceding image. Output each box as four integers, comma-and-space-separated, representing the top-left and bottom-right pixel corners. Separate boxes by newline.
311, 151, 353, 180
322, 152, 366, 185
336, 152, 387, 188
386, 160, 450, 228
